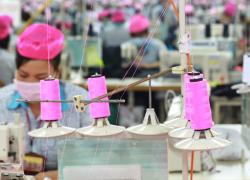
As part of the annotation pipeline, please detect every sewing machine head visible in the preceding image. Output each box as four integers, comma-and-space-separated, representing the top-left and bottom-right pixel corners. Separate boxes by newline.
0, 113, 25, 164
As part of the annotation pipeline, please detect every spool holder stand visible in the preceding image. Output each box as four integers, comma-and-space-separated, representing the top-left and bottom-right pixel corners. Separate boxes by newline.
76, 117, 125, 137
28, 120, 75, 138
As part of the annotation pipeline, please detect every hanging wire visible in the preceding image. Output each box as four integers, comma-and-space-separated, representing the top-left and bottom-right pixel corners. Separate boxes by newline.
78, 0, 93, 76
42, 0, 51, 179
187, 1, 195, 179
114, 0, 177, 124
113, 0, 179, 101
46, 0, 51, 77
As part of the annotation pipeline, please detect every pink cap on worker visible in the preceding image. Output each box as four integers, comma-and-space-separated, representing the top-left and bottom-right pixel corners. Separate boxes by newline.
98, 9, 111, 21
0, 15, 12, 40
122, 0, 133, 7
238, 3, 246, 11
209, 7, 217, 16
224, 1, 236, 17
135, 3, 143, 11
102, 0, 110, 6
17, 23, 64, 60
112, 10, 125, 23
129, 14, 150, 34
185, 4, 194, 15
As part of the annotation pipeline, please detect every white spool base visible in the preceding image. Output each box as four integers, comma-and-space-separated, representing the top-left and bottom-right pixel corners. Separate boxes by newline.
164, 117, 187, 129
28, 121, 75, 138
127, 108, 171, 136
77, 118, 125, 137
174, 130, 231, 151
169, 122, 220, 139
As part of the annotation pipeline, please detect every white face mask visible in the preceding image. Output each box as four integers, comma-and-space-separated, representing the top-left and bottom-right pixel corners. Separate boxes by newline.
14, 79, 40, 100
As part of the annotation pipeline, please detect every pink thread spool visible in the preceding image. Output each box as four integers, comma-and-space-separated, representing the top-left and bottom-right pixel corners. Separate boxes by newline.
189, 78, 213, 130
88, 75, 110, 119
184, 72, 203, 121
40, 79, 62, 121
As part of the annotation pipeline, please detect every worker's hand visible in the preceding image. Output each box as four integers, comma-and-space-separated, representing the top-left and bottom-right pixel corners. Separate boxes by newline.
35, 171, 58, 180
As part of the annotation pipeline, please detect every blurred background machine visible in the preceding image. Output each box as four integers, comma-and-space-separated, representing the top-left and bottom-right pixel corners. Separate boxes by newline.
0, 113, 25, 180
160, 50, 233, 84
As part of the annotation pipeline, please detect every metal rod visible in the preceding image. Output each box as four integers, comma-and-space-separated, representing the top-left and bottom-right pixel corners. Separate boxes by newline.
16, 68, 172, 106
84, 68, 172, 106
148, 75, 152, 108
16, 99, 125, 104
182, 151, 188, 180
179, 2, 188, 180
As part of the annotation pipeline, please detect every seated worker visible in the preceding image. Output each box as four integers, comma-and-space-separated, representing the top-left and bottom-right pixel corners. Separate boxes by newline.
101, 9, 131, 78
220, 0, 236, 24
122, 14, 168, 77
0, 23, 91, 179
101, 9, 130, 48
0, 15, 15, 87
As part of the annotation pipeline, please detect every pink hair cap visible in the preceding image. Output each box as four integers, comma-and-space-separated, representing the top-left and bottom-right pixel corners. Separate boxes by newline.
17, 23, 64, 60
112, 10, 125, 23
98, 9, 111, 21
209, 7, 217, 16
129, 14, 150, 34
185, 4, 194, 15
0, 15, 12, 40
135, 3, 143, 11
121, 0, 133, 7
224, 1, 236, 17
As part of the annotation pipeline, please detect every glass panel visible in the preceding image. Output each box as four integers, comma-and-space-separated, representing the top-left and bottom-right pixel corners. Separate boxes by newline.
58, 138, 168, 180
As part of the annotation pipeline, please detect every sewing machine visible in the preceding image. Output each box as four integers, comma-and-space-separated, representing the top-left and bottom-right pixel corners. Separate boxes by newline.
0, 163, 24, 180
160, 50, 232, 84
189, 24, 243, 40
0, 113, 25, 180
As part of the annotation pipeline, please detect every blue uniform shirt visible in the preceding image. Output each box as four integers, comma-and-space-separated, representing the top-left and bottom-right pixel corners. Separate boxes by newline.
125, 37, 167, 64
0, 82, 92, 170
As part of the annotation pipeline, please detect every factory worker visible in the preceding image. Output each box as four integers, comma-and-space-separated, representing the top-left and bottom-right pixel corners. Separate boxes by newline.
98, 8, 112, 23
185, 4, 198, 24
123, 0, 136, 18
221, 0, 236, 23
0, 23, 92, 178
102, 9, 131, 77
98, 8, 113, 34
122, 14, 167, 77
0, 15, 15, 87
102, 9, 130, 47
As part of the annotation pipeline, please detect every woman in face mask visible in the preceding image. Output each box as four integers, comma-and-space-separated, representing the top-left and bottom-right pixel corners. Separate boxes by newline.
0, 23, 92, 179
